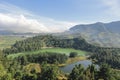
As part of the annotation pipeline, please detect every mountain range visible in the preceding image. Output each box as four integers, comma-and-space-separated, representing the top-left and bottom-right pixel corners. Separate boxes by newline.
65, 21, 120, 47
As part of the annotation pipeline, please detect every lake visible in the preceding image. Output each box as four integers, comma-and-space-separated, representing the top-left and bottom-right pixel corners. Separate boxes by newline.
60, 60, 98, 73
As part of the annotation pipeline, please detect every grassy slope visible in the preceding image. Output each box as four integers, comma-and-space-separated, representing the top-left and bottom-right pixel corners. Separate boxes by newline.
8, 48, 87, 58
0, 36, 25, 50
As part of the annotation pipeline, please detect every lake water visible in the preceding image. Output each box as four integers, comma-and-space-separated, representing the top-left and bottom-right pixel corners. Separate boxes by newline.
60, 60, 98, 73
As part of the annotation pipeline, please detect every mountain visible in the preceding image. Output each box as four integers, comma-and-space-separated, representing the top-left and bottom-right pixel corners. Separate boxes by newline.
0, 30, 14, 35
65, 21, 120, 48
0, 30, 40, 37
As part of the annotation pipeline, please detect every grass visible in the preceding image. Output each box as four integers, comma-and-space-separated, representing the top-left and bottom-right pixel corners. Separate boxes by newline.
0, 36, 25, 50
8, 48, 87, 58
58, 56, 87, 67
66, 56, 87, 64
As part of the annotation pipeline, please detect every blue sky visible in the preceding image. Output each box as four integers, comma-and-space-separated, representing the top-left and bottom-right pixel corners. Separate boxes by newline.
0, 0, 120, 32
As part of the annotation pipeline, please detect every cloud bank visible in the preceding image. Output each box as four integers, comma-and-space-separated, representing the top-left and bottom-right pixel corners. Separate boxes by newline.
0, 3, 77, 33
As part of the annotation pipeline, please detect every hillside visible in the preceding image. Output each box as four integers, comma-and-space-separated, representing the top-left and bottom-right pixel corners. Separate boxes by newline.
3, 35, 93, 54
3, 35, 120, 56
65, 21, 120, 48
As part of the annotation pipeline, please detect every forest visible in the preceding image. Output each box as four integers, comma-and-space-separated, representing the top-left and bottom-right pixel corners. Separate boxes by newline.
3, 35, 120, 54
0, 35, 120, 80
0, 50, 120, 80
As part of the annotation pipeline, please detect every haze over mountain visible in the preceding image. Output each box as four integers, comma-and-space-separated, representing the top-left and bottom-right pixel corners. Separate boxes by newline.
66, 21, 120, 48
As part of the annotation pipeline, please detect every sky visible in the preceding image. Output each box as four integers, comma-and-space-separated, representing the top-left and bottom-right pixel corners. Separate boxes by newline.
0, 0, 120, 33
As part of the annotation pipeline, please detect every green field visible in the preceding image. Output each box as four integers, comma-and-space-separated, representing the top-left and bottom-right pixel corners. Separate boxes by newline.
0, 36, 25, 50
8, 48, 87, 58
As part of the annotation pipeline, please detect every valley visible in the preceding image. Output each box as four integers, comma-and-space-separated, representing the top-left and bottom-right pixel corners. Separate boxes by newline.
0, 35, 119, 80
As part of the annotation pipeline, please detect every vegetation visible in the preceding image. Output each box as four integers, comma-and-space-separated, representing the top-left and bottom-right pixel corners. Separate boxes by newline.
69, 52, 78, 58
0, 35, 120, 80
66, 56, 87, 65
7, 48, 86, 58
3, 35, 120, 69
90, 51, 120, 69
3, 35, 74, 54
0, 36, 25, 50
1, 48, 119, 80
14, 52, 68, 65
68, 64, 119, 80
3, 35, 120, 55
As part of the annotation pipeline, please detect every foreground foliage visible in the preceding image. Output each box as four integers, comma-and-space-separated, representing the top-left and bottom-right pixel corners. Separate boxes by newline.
0, 50, 120, 80
1, 35, 120, 80
90, 51, 120, 69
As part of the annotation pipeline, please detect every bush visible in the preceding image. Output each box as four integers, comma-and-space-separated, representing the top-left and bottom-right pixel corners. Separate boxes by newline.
69, 52, 78, 58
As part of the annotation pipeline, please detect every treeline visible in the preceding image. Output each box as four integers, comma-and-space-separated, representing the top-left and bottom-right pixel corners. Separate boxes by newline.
90, 51, 120, 69
3, 35, 120, 55
14, 52, 68, 65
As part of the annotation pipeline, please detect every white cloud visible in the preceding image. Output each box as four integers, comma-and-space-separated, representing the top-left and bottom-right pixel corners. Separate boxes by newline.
0, 2, 77, 33
0, 13, 50, 33
101, 0, 120, 17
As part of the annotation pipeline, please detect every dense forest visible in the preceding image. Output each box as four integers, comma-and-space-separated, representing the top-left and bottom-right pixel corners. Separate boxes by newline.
1, 35, 120, 80
14, 52, 68, 65
90, 51, 120, 69
0, 50, 120, 80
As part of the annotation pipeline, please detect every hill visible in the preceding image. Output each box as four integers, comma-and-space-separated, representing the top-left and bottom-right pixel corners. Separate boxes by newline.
3, 35, 120, 55
3, 35, 92, 54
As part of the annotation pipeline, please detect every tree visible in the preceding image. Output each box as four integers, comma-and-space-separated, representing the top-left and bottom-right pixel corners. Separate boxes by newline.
69, 52, 78, 58
84, 64, 96, 80
98, 64, 112, 80
20, 55, 28, 65
40, 65, 59, 80
68, 64, 84, 80
14, 71, 23, 80
2, 73, 12, 80
0, 64, 7, 79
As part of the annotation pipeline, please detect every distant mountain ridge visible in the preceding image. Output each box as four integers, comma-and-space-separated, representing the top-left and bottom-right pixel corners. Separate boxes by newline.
69, 21, 120, 33
65, 21, 120, 48
0, 30, 14, 35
